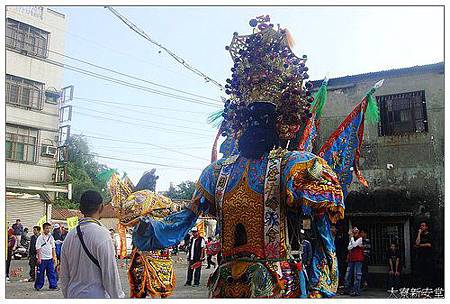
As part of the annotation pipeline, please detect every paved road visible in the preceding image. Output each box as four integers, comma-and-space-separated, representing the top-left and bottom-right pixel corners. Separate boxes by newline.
6, 253, 387, 299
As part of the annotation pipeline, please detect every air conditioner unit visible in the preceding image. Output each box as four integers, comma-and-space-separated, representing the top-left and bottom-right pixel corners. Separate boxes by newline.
41, 145, 57, 158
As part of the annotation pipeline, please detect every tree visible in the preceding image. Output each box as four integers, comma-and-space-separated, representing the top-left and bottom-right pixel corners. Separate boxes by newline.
55, 135, 112, 209
165, 180, 196, 200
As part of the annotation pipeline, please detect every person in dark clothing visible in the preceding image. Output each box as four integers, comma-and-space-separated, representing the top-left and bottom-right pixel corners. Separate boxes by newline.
184, 227, 205, 287
28, 226, 41, 282
183, 232, 191, 253
335, 226, 349, 287
12, 219, 24, 245
387, 243, 401, 290
359, 228, 371, 288
52, 224, 63, 262
414, 221, 433, 287
6, 228, 17, 281
21, 228, 30, 249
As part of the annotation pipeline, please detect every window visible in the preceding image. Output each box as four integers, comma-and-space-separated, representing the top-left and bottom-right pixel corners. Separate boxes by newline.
6, 124, 38, 162
6, 18, 49, 58
45, 90, 60, 104
377, 90, 428, 136
357, 221, 405, 267
6, 75, 44, 110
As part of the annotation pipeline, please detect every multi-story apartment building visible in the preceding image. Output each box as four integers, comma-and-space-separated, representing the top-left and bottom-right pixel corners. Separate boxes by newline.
5, 6, 69, 229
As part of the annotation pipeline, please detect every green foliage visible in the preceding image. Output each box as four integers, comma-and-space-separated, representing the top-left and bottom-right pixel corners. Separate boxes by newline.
165, 180, 196, 200
54, 135, 112, 209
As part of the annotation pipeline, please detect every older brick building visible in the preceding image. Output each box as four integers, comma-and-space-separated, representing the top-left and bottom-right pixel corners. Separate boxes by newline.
311, 62, 444, 287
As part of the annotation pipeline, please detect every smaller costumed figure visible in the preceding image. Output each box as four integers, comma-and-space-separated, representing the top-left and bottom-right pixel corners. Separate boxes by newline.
107, 171, 177, 298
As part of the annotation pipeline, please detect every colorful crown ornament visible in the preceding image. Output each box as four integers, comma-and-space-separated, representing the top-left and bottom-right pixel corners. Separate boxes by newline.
222, 15, 314, 140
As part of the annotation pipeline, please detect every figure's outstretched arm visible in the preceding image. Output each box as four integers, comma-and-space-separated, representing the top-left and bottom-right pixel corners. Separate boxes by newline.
132, 162, 219, 251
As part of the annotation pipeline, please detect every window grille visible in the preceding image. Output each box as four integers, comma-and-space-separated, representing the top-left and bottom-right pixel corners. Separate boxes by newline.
6, 124, 38, 162
377, 90, 428, 136
6, 74, 44, 110
6, 18, 49, 58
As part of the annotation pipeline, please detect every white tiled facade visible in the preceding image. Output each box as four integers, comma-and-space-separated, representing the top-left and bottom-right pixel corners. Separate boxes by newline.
6, 6, 68, 228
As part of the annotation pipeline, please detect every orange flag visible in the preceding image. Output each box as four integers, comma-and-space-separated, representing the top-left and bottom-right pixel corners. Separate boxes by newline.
196, 221, 205, 237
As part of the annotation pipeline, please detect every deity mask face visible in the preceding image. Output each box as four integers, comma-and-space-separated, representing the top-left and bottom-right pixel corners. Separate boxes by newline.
238, 102, 280, 158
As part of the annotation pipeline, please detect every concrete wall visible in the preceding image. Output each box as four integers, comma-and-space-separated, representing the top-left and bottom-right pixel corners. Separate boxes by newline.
315, 65, 444, 285
6, 6, 66, 185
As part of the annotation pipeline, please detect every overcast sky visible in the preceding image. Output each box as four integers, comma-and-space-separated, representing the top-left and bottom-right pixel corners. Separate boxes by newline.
53, 6, 443, 191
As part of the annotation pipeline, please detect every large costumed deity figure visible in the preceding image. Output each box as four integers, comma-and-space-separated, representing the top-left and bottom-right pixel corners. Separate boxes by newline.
107, 171, 176, 298
133, 16, 348, 298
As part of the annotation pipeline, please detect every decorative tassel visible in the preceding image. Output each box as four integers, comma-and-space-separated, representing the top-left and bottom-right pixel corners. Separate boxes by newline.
211, 129, 221, 163
96, 168, 118, 184
310, 79, 328, 118
207, 109, 224, 128
365, 90, 380, 124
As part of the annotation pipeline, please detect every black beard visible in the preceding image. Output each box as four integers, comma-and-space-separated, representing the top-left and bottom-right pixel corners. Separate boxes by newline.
238, 125, 280, 159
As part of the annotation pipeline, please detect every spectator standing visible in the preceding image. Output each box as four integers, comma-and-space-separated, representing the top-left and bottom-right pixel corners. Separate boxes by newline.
34, 222, 58, 290
184, 227, 205, 287
387, 243, 401, 290
21, 227, 30, 249
53, 224, 64, 264
183, 232, 191, 253
343, 227, 364, 296
60, 190, 124, 298
60, 226, 68, 241
6, 228, 17, 282
28, 226, 41, 282
12, 219, 24, 245
414, 221, 433, 287
359, 228, 371, 288
205, 237, 216, 269
335, 226, 349, 287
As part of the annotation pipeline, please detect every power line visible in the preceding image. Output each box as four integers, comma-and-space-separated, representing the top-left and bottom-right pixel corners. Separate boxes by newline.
74, 96, 211, 114
9, 141, 204, 171
73, 132, 209, 161
7, 113, 213, 150
73, 110, 213, 138
88, 153, 203, 170
75, 99, 208, 124
73, 105, 214, 133
48, 48, 222, 103
105, 6, 224, 90
8, 47, 222, 108
95, 144, 211, 151
40, 56, 221, 107
19, 14, 199, 81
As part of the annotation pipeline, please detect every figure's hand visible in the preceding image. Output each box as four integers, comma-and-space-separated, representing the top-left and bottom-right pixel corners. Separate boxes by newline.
122, 217, 141, 227
395, 271, 400, 276
37, 258, 41, 265
389, 270, 394, 275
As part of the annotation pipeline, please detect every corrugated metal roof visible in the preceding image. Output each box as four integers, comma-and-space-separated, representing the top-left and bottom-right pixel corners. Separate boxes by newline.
311, 62, 444, 88
51, 208, 83, 220
51, 202, 117, 220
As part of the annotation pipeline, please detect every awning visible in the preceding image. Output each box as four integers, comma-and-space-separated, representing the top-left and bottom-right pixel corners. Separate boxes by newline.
6, 180, 69, 193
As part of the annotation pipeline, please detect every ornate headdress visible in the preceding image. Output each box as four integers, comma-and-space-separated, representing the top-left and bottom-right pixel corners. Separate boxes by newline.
220, 15, 314, 140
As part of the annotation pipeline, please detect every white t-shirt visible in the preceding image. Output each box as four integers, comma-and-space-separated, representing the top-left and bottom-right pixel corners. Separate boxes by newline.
36, 234, 56, 260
